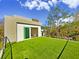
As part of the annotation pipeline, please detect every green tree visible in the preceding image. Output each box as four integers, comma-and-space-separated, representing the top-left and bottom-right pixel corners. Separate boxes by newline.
47, 6, 73, 38
47, 6, 71, 27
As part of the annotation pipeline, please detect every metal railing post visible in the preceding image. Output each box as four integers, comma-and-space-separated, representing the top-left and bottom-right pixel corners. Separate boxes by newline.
1, 37, 13, 59
5, 37, 13, 59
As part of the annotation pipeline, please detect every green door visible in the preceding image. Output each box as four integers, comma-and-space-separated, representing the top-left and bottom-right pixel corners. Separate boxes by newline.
24, 27, 29, 39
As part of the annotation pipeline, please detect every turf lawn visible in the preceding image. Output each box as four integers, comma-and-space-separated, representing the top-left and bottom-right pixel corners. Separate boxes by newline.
2, 37, 79, 59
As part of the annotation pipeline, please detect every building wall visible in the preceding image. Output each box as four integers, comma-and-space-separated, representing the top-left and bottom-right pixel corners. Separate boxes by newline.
17, 23, 42, 42
4, 16, 16, 42
4, 16, 41, 42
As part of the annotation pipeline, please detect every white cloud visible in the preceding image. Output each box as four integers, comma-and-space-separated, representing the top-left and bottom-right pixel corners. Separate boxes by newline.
37, 1, 50, 11
24, 1, 38, 10
62, 0, 79, 8
17, 0, 58, 11
62, 16, 74, 22
52, 0, 58, 4
48, 1, 53, 6
17, 0, 79, 10
55, 16, 74, 26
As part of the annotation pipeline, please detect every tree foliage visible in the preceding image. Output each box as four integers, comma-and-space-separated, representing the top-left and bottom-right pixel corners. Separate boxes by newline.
47, 6, 72, 27
48, 21, 79, 40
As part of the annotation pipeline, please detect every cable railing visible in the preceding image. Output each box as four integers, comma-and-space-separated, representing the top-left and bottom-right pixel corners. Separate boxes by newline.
0, 36, 13, 59
57, 40, 69, 59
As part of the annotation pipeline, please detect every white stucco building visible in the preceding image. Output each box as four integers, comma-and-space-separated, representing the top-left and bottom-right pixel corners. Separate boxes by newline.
4, 16, 42, 42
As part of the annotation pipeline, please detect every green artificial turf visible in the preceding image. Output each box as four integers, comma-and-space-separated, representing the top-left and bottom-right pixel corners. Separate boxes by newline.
2, 37, 79, 59
60, 41, 79, 59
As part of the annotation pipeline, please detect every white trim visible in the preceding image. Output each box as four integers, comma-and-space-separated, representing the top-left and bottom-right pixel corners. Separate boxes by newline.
38, 26, 42, 37
29, 27, 31, 38
17, 23, 41, 42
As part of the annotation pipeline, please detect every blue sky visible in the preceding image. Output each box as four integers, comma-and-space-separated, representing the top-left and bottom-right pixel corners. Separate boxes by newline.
0, 0, 79, 25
